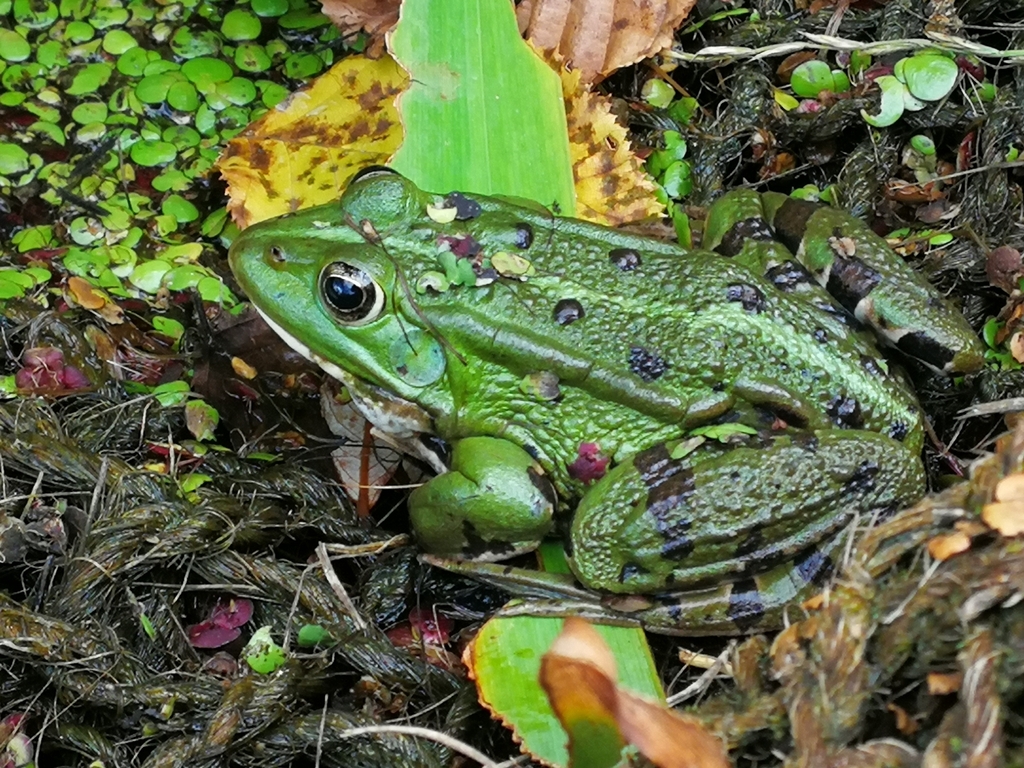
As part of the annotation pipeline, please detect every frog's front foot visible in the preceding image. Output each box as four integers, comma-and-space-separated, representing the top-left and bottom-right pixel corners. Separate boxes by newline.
409, 436, 557, 560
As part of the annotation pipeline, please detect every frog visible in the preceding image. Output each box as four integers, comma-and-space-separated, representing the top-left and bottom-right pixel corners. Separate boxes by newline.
228, 168, 984, 635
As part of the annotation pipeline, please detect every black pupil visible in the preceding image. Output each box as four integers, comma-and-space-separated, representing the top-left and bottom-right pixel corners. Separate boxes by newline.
325, 276, 365, 312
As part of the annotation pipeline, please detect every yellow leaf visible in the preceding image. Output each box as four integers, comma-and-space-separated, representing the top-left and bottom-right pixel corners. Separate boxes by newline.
218, 55, 408, 228
559, 63, 664, 226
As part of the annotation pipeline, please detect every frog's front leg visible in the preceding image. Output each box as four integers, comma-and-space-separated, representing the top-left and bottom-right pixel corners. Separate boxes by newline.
409, 436, 557, 561
568, 429, 924, 632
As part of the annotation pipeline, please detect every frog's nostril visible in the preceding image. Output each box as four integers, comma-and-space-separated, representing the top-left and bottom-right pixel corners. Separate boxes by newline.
267, 244, 285, 263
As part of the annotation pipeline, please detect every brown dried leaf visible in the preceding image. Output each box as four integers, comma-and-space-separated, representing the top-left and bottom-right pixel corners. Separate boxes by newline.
888, 703, 920, 735
319, 0, 398, 40
218, 55, 407, 228
560, 64, 664, 225
994, 472, 1024, 501
927, 530, 972, 561
1011, 333, 1024, 364
542, 618, 730, 768
982, 500, 1024, 537
65, 277, 124, 324
518, 0, 697, 82
927, 671, 963, 695
321, 386, 404, 515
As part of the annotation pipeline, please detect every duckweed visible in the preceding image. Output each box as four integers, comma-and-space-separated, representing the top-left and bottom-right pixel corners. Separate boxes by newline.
0, 0, 350, 312
129, 139, 177, 166
222, 8, 261, 41
66, 63, 112, 95
235, 42, 271, 72
102, 29, 137, 55
252, 0, 288, 17
0, 28, 31, 62
0, 143, 30, 176
167, 80, 200, 111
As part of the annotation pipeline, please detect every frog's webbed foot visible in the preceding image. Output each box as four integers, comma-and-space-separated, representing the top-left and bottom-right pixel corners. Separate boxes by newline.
409, 436, 557, 561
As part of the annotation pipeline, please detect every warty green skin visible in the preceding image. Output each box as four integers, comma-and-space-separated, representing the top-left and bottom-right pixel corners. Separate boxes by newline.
229, 171, 982, 634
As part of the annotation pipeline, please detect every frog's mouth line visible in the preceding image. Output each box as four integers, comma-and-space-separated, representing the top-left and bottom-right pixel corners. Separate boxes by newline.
253, 307, 449, 474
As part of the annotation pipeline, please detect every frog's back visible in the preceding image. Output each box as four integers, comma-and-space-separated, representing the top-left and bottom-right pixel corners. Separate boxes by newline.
413, 203, 923, 454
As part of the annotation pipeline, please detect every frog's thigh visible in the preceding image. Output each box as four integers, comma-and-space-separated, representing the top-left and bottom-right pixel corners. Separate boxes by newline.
409, 436, 556, 561
568, 429, 924, 599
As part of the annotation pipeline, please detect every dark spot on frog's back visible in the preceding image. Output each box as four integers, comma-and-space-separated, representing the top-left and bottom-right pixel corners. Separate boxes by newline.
860, 355, 885, 376
826, 395, 863, 429
791, 432, 820, 452
513, 223, 534, 249
635, 444, 696, 561
726, 283, 767, 313
843, 461, 879, 495
618, 562, 649, 584
766, 261, 813, 292
629, 346, 668, 381
726, 577, 765, 630
444, 191, 482, 220
734, 524, 765, 557
553, 298, 585, 326
888, 421, 909, 441
717, 217, 774, 257
609, 248, 641, 271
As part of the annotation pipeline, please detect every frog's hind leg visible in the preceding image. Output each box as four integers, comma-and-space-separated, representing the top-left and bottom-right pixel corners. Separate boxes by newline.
567, 429, 924, 634
616, 529, 848, 636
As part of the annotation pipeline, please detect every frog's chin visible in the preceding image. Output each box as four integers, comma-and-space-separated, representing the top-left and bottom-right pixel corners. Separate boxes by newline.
254, 307, 449, 474
254, 307, 340, 378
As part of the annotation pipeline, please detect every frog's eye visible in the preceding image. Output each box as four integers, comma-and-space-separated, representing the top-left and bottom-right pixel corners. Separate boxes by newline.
319, 262, 384, 325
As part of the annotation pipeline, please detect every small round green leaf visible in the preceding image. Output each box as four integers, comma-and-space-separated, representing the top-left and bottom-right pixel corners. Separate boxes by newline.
170, 27, 221, 59
102, 29, 137, 55
860, 75, 906, 127
641, 78, 674, 109
790, 60, 834, 98
129, 260, 172, 293
13, 0, 58, 29
67, 62, 112, 95
910, 135, 936, 156
222, 8, 262, 41
71, 101, 108, 124
90, 4, 130, 29
65, 20, 95, 43
234, 42, 271, 73
162, 194, 199, 222
167, 80, 199, 111
283, 52, 323, 79
252, 0, 288, 16
129, 140, 177, 167
217, 76, 256, 106
135, 71, 181, 104
0, 142, 30, 175
0, 29, 31, 62
181, 56, 233, 87
902, 54, 959, 102
117, 46, 150, 77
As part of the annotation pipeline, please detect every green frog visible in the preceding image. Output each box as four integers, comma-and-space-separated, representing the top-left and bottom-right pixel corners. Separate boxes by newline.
228, 168, 984, 635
